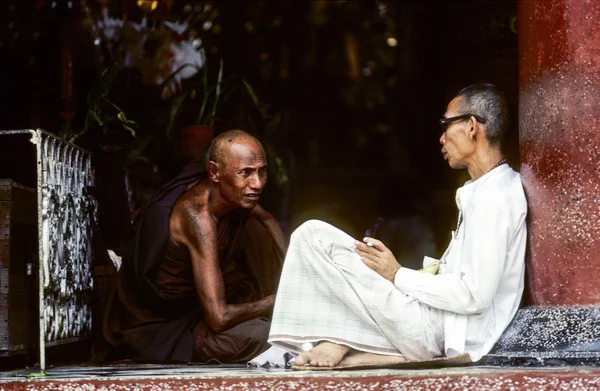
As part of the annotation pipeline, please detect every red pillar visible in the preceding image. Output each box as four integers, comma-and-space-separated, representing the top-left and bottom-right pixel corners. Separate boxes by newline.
520, 0, 600, 305
488, 0, 600, 366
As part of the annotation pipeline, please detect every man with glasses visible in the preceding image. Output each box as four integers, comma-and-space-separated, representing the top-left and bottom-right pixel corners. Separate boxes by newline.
265, 83, 528, 367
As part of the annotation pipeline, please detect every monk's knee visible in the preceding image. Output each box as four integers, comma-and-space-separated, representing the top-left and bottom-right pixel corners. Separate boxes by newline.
229, 318, 271, 362
243, 317, 270, 345
198, 318, 271, 363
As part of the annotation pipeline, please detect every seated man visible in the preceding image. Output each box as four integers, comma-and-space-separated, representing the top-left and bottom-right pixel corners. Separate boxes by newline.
268, 84, 527, 367
104, 130, 286, 363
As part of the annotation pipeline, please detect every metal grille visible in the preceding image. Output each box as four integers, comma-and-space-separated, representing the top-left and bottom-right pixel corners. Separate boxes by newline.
40, 133, 96, 344
0, 129, 97, 369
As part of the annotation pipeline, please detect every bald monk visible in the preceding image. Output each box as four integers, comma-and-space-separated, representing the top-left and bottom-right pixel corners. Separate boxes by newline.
104, 130, 286, 363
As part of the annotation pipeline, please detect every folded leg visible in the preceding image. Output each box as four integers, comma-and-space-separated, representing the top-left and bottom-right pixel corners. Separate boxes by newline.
194, 317, 271, 364
269, 220, 443, 361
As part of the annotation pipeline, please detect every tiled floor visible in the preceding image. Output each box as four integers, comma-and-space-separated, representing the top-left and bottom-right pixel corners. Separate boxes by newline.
2, 363, 600, 390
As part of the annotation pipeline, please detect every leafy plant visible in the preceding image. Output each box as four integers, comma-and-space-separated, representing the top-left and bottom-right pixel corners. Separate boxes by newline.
161, 58, 224, 140
196, 58, 224, 127
162, 63, 291, 188
59, 62, 139, 144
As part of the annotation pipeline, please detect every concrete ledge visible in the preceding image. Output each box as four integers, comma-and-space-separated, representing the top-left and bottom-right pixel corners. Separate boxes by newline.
3, 364, 600, 390
487, 306, 600, 367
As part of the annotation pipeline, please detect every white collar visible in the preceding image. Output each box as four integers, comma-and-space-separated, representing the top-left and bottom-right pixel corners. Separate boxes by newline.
456, 164, 509, 210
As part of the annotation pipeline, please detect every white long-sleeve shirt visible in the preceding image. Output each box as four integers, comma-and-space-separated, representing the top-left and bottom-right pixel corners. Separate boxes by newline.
394, 164, 527, 362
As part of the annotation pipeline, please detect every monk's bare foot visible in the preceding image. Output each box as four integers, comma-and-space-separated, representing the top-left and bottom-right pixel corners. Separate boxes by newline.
338, 351, 407, 367
295, 342, 351, 367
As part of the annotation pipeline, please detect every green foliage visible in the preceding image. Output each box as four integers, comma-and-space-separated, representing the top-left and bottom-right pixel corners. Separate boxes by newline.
236, 79, 290, 188
58, 55, 291, 190
59, 62, 139, 143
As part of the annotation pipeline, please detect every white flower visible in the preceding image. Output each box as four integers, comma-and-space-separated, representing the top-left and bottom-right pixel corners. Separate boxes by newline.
160, 42, 205, 97
164, 20, 189, 35
129, 16, 148, 32
169, 41, 205, 79
98, 7, 124, 41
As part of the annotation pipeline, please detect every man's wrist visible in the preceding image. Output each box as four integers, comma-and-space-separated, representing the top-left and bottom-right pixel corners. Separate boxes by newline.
386, 265, 402, 282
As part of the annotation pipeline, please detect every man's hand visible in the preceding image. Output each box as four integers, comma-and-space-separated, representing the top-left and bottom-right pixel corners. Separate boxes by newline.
354, 238, 401, 282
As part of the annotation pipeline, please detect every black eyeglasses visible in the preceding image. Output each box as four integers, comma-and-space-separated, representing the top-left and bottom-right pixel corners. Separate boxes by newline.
439, 114, 486, 132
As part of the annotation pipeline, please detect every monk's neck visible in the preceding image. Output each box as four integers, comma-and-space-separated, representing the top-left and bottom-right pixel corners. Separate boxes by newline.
207, 183, 236, 219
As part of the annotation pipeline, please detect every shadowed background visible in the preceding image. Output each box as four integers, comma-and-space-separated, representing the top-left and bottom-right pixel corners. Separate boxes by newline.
0, 0, 517, 270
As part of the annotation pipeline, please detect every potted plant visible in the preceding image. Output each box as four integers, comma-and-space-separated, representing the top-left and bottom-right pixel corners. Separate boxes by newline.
167, 58, 224, 168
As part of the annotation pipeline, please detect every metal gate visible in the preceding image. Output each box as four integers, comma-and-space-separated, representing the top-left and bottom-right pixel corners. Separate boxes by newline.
0, 129, 96, 370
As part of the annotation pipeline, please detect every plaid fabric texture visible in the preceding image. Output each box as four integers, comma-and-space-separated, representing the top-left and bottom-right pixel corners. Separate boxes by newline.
268, 220, 444, 361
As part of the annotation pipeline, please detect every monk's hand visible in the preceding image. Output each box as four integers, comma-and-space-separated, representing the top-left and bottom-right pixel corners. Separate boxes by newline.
261, 294, 276, 314
263, 294, 276, 307
354, 237, 401, 282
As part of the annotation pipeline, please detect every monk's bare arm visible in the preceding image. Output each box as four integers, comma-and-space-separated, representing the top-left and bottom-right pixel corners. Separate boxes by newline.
170, 200, 274, 333
250, 204, 287, 251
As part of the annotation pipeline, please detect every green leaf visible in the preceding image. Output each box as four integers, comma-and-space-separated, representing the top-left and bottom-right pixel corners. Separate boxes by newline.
117, 110, 138, 126
159, 63, 201, 90
209, 59, 225, 127
221, 84, 240, 103
125, 134, 156, 165
88, 109, 104, 126
242, 79, 260, 107
165, 90, 190, 140
97, 62, 121, 98
107, 100, 138, 135
121, 123, 137, 137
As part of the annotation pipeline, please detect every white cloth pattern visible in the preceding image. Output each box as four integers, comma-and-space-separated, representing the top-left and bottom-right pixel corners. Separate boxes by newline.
267, 164, 526, 363
268, 220, 445, 361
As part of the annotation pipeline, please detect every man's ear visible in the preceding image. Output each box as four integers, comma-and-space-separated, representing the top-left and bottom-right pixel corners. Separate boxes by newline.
206, 160, 220, 182
467, 116, 479, 141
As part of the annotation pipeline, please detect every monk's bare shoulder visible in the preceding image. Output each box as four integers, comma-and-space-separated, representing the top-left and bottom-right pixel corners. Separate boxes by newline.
250, 203, 287, 250
249, 203, 274, 222
170, 181, 215, 247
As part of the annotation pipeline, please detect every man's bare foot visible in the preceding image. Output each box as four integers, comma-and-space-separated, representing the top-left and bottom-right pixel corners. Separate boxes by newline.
295, 342, 351, 367
338, 351, 407, 367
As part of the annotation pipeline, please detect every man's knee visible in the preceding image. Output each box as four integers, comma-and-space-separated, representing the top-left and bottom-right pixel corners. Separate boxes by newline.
291, 219, 329, 241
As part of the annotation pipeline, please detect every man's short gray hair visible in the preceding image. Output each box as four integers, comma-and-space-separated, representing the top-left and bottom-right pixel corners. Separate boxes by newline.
456, 83, 510, 148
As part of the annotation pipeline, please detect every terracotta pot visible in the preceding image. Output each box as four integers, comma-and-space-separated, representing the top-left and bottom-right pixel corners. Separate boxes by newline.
178, 125, 213, 165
